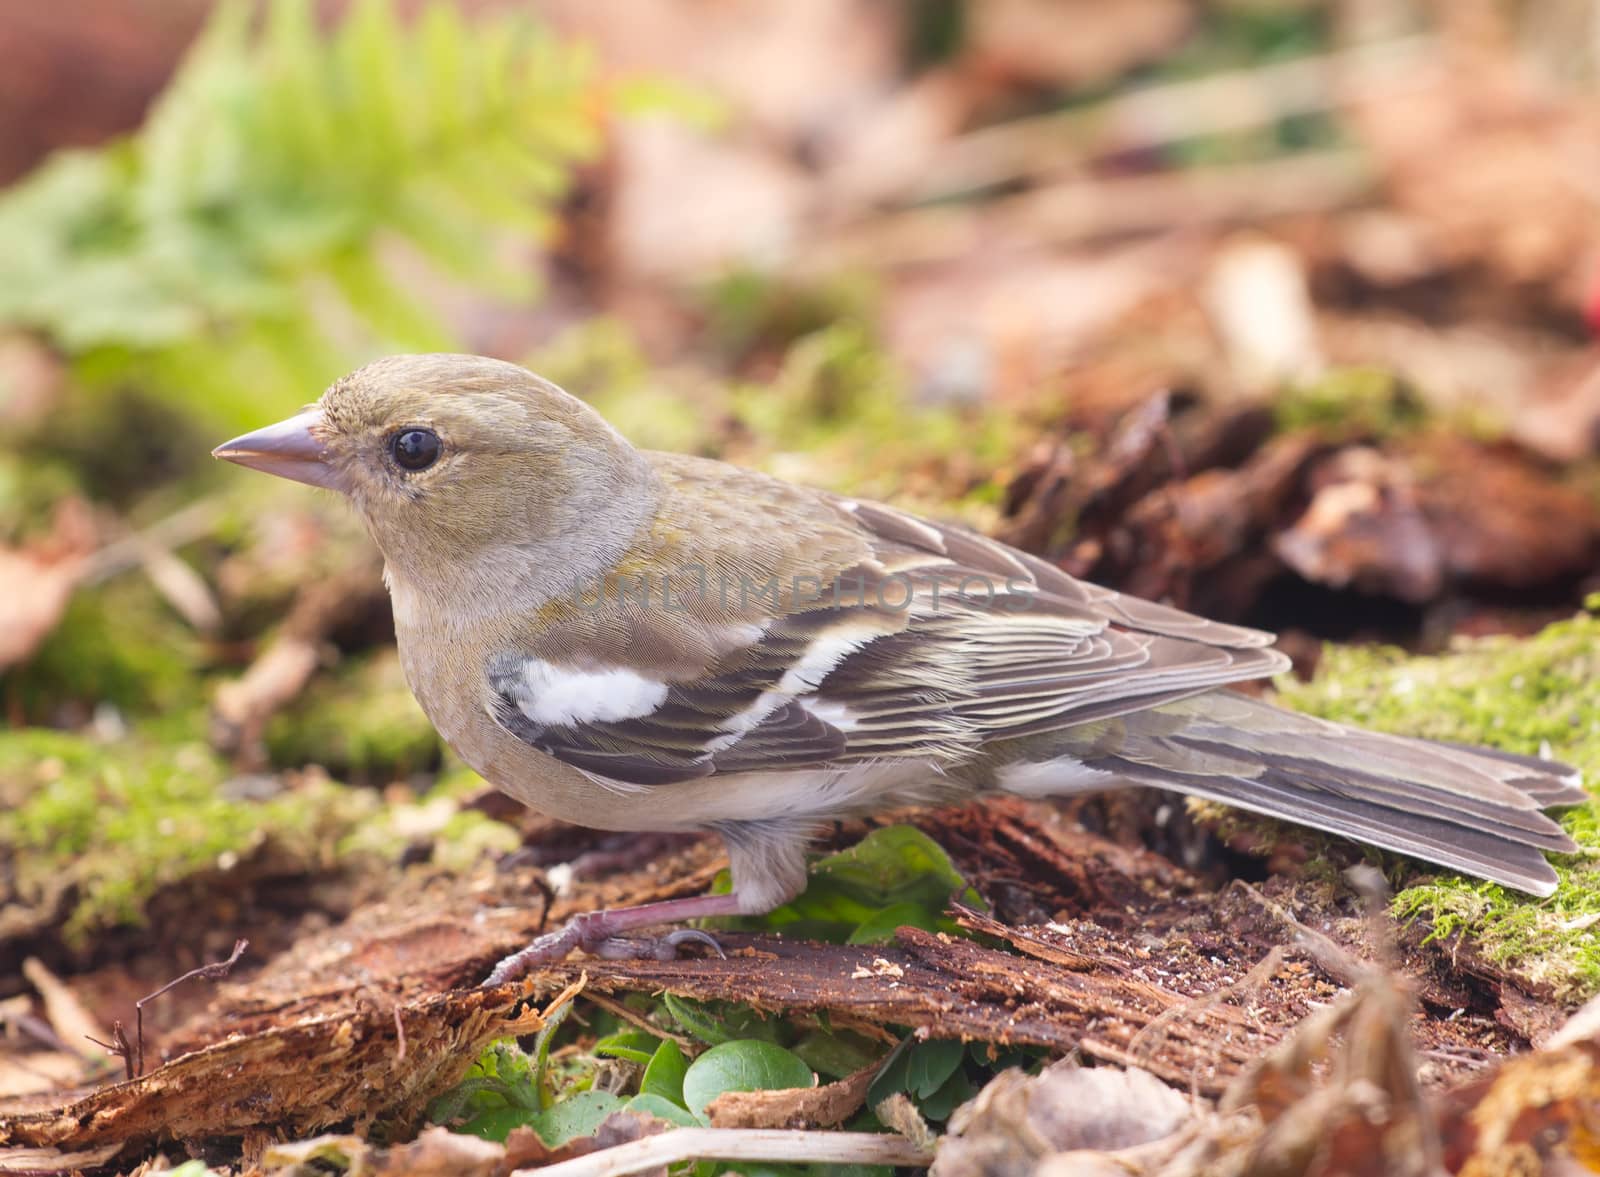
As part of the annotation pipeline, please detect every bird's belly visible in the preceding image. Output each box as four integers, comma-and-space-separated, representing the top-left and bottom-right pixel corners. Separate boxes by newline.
651, 758, 968, 829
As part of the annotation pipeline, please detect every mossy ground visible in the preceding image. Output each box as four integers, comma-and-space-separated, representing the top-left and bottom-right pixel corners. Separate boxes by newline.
1273, 599, 1600, 998
264, 651, 442, 784
0, 727, 382, 945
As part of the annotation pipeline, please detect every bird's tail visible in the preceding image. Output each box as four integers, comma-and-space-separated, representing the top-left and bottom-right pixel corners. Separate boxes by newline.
1013, 691, 1587, 896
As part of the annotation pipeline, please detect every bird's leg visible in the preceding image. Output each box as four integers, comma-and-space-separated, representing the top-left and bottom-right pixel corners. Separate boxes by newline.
481, 891, 744, 986
481, 819, 815, 986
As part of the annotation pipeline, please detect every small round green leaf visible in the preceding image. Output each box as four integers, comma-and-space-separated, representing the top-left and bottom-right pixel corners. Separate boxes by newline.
527, 1090, 624, 1146
681, 1040, 814, 1121
457, 1106, 537, 1142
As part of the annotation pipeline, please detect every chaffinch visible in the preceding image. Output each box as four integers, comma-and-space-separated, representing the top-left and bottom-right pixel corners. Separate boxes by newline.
216, 354, 1585, 983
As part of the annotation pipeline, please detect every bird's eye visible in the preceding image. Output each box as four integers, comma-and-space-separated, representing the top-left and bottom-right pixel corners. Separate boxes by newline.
390, 428, 441, 472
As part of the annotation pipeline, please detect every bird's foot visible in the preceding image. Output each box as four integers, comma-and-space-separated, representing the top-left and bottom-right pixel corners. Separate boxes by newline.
480, 894, 742, 987
591, 928, 725, 962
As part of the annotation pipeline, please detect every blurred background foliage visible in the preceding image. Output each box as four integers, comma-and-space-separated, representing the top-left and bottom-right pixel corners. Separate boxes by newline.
0, 0, 595, 432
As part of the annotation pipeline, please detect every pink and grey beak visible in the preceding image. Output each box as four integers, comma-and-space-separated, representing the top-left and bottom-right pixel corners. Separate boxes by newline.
212, 409, 348, 492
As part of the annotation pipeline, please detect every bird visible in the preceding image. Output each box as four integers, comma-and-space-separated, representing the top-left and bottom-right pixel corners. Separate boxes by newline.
214, 353, 1587, 984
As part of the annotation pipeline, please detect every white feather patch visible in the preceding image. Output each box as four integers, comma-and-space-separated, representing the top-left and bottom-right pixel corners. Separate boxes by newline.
505, 658, 668, 727
801, 698, 860, 732
712, 620, 887, 746
777, 621, 884, 694
997, 756, 1117, 798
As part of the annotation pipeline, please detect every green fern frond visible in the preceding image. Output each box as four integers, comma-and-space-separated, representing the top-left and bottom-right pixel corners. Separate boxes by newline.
0, 0, 598, 427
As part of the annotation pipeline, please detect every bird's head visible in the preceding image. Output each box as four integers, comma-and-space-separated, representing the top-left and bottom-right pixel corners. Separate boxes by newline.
214, 354, 657, 595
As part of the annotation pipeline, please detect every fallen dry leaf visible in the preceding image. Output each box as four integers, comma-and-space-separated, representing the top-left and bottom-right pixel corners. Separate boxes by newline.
604, 118, 811, 285
936, 1059, 1194, 1175
0, 498, 95, 671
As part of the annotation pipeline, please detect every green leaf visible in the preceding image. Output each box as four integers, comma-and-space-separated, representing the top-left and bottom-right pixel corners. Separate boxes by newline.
868, 1037, 964, 1108
917, 1065, 975, 1122
681, 1041, 814, 1122
790, 1031, 883, 1080
528, 1090, 624, 1146
0, 0, 605, 432
812, 826, 976, 908
532, 1000, 574, 1107
846, 901, 943, 945
593, 1029, 663, 1067
640, 1039, 689, 1105
428, 1040, 539, 1123
906, 1039, 965, 1100
457, 1106, 536, 1143
625, 1092, 699, 1128
663, 995, 783, 1047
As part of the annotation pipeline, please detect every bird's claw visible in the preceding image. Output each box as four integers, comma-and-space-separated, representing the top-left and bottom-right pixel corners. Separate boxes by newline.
593, 927, 726, 962
480, 919, 725, 986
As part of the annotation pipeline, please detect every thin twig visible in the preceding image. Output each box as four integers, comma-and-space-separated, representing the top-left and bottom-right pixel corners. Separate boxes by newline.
1232, 880, 1371, 987
84, 1022, 136, 1082
583, 991, 700, 1055
78, 501, 224, 585
518, 1129, 932, 1177
124, 939, 249, 1077
913, 36, 1435, 199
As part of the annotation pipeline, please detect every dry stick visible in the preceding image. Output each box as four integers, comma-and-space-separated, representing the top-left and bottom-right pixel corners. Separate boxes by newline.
77, 501, 223, 586
21, 956, 103, 1061
815, 150, 1376, 273
87, 939, 250, 1078
1231, 879, 1371, 988
7, 1010, 75, 1056
135, 938, 249, 1076
913, 35, 1435, 199
84, 1022, 137, 1083
540, 973, 589, 1023
519, 1129, 932, 1177
210, 558, 386, 763
583, 991, 700, 1055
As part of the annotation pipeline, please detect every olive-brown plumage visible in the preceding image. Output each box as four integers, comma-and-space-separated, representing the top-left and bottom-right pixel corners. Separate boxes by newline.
215, 354, 1587, 980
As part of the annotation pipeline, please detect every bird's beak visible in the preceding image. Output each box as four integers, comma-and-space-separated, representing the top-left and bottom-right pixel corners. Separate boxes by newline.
212, 409, 348, 492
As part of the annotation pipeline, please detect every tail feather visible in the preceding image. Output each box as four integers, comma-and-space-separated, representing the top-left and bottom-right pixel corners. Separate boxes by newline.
1420, 739, 1587, 805
1024, 691, 1587, 897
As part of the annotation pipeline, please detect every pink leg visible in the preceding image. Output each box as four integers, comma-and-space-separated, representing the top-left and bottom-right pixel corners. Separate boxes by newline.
481, 891, 745, 986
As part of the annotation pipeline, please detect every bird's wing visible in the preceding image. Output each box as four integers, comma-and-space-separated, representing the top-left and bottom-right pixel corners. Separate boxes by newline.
486, 480, 1288, 786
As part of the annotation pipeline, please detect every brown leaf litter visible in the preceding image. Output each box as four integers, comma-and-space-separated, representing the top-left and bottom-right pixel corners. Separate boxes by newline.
934, 968, 1600, 1176
1, 985, 544, 1170
0, 498, 95, 674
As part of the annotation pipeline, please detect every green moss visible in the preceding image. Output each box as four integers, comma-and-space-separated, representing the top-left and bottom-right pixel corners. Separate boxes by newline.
702, 267, 879, 361
4, 576, 205, 721
1, 727, 380, 944
729, 322, 1023, 512
524, 319, 717, 455
264, 650, 441, 783
430, 810, 524, 874
1274, 367, 1425, 439
0, 451, 83, 539
1273, 603, 1600, 998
